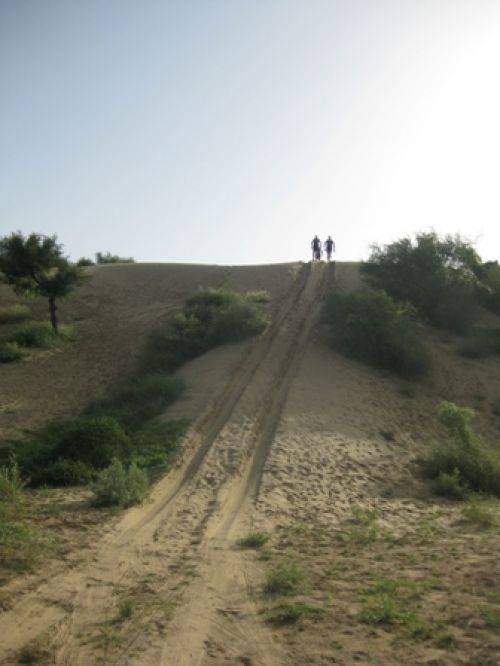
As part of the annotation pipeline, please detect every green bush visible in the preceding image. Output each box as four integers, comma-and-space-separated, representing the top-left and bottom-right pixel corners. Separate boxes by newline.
95, 252, 134, 264
76, 257, 94, 267
323, 289, 430, 378
266, 602, 325, 625
0, 304, 31, 324
142, 288, 267, 372
459, 328, 500, 359
432, 469, 468, 500
0, 341, 28, 363
9, 416, 131, 486
128, 420, 188, 474
42, 459, 95, 486
50, 416, 131, 469
8, 321, 74, 348
361, 232, 481, 333
237, 532, 270, 549
92, 459, 148, 507
264, 560, 305, 596
421, 402, 500, 497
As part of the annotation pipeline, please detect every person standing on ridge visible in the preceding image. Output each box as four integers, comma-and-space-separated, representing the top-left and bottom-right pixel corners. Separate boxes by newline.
324, 235, 335, 261
311, 235, 322, 261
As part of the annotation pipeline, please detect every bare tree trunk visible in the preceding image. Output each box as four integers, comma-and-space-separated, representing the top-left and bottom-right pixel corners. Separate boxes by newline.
48, 296, 58, 333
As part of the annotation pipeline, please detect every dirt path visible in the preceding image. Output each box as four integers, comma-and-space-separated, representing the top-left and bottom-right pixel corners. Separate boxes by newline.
0, 262, 331, 665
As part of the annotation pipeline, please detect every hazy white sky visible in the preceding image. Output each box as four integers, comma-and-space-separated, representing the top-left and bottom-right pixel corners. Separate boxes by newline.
1, 1, 500, 264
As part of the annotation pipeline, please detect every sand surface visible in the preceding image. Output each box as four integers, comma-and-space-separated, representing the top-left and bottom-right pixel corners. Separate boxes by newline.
0, 261, 498, 665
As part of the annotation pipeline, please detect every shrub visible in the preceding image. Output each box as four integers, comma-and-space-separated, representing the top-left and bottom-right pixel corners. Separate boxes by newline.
237, 532, 270, 549
92, 459, 148, 507
0, 304, 30, 324
264, 560, 305, 596
361, 232, 481, 333
42, 459, 95, 486
323, 289, 430, 378
246, 290, 271, 304
461, 500, 497, 529
266, 602, 325, 625
8, 321, 74, 348
432, 469, 468, 500
0, 341, 28, 363
76, 257, 94, 267
142, 288, 267, 371
95, 252, 134, 264
421, 402, 500, 497
128, 420, 188, 474
50, 416, 131, 469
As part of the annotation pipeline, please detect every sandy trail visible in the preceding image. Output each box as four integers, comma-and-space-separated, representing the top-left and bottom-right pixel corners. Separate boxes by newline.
0, 261, 331, 665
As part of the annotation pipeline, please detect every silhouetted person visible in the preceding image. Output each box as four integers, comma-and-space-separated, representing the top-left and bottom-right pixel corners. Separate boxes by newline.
311, 235, 322, 261
324, 236, 335, 261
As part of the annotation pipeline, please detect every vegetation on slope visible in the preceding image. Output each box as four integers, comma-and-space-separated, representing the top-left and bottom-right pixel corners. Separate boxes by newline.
323, 289, 430, 378
1, 287, 268, 506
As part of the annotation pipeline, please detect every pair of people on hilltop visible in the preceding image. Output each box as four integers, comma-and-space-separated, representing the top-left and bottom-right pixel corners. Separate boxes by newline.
311, 235, 335, 262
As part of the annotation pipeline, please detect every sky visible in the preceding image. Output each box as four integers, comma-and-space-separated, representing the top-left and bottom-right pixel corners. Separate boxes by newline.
1, 0, 500, 265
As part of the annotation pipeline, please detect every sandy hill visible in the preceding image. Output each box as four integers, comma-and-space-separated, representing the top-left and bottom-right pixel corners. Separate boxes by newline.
0, 261, 498, 665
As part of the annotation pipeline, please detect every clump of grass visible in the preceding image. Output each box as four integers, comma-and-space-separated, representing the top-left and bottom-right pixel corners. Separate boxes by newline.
237, 532, 270, 549
421, 402, 500, 498
91, 459, 149, 508
264, 560, 305, 596
266, 602, 325, 625
461, 500, 497, 529
482, 607, 500, 633
117, 598, 136, 621
323, 289, 430, 378
246, 290, 271, 304
17, 635, 52, 664
0, 341, 28, 363
0, 462, 57, 574
0, 304, 31, 324
338, 506, 380, 546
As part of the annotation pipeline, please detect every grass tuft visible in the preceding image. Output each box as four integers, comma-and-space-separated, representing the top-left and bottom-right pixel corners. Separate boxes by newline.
0, 304, 31, 324
264, 560, 305, 596
237, 532, 270, 549
266, 602, 325, 625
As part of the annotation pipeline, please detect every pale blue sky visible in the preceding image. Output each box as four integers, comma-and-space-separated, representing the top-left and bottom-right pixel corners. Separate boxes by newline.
1, 1, 500, 264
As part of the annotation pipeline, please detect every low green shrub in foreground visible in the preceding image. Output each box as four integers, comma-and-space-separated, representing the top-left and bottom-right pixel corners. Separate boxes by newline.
323, 289, 431, 378
0, 304, 31, 325
0, 341, 28, 363
421, 402, 500, 498
92, 459, 149, 507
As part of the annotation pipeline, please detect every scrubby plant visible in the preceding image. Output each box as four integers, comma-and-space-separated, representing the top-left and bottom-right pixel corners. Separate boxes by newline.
76, 257, 94, 267
323, 289, 430, 378
0, 304, 30, 324
432, 469, 468, 500
0, 341, 28, 363
266, 602, 325, 625
461, 499, 497, 529
142, 288, 267, 371
421, 402, 500, 497
361, 232, 481, 333
264, 560, 305, 596
9, 321, 57, 348
237, 532, 270, 549
92, 459, 148, 507
95, 252, 134, 264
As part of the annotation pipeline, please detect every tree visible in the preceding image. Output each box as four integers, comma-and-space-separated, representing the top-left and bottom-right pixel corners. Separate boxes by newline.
0, 232, 85, 332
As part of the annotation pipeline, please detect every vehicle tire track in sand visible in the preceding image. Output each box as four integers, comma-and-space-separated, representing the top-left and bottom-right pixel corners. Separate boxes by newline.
145, 263, 331, 666
0, 264, 312, 664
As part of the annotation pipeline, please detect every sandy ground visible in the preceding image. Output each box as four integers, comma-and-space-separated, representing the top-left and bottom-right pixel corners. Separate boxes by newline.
0, 261, 499, 665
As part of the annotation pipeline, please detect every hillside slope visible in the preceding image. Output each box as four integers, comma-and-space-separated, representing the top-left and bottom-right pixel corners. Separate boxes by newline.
0, 261, 498, 665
